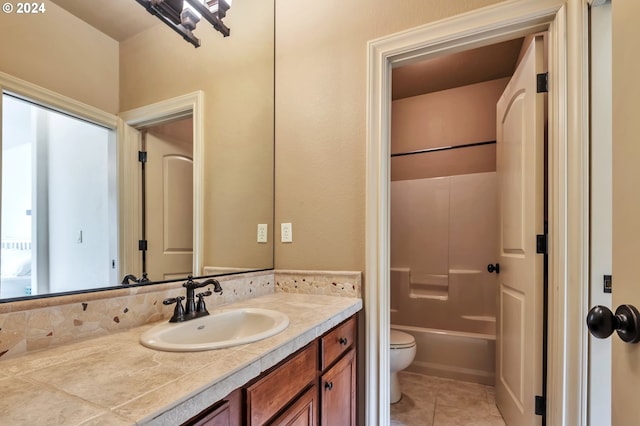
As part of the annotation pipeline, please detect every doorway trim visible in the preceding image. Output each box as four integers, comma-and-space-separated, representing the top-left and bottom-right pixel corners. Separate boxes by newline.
364, 0, 589, 424
119, 91, 204, 278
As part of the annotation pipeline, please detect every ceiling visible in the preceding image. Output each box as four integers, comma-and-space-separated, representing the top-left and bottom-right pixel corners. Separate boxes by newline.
392, 38, 524, 100
49, 1, 523, 101
50, 0, 158, 41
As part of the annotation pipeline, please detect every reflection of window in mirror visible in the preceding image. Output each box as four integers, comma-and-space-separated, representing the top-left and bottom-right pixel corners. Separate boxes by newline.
1, 93, 117, 298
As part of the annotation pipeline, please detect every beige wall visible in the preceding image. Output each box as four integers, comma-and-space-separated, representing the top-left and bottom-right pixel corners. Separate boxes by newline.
120, 0, 274, 270
0, 1, 118, 114
275, 0, 505, 271
391, 78, 508, 181
392, 78, 508, 153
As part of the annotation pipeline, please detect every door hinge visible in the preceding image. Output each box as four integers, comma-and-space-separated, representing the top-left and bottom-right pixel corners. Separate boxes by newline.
537, 72, 549, 93
535, 395, 546, 416
138, 150, 147, 163
536, 234, 547, 254
138, 240, 147, 251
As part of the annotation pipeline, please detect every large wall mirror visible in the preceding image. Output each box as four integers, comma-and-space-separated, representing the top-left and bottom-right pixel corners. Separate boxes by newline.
0, 0, 274, 301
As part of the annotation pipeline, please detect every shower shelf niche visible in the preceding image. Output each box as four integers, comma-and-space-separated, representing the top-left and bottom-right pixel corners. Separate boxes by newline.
409, 274, 448, 300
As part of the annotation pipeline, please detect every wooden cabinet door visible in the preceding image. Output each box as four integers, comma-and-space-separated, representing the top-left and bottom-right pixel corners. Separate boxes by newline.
319, 348, 356, 426
184, 389, 242, 426
270, 385, 318, 426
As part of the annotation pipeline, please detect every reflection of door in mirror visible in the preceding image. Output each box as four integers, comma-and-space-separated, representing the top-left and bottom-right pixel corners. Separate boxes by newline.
144, 118, 193, 282
1, 93, 117, 298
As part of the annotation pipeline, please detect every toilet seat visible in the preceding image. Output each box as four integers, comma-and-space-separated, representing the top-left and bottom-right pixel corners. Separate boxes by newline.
390, 329, 416, 349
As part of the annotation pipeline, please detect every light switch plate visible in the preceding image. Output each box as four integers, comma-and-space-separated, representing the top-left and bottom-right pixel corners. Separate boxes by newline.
281, 223, 293, 243
257, 224, 268, 243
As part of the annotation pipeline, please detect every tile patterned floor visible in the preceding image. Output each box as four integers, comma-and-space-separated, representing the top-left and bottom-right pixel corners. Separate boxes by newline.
390, 371, 506, 426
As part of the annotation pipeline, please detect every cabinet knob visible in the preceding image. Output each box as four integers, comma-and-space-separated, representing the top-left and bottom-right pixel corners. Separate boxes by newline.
339, 337, 348, 346
325, 381, 333, 391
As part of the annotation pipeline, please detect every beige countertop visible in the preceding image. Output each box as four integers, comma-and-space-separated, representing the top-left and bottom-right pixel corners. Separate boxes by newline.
0, 293, 362, 425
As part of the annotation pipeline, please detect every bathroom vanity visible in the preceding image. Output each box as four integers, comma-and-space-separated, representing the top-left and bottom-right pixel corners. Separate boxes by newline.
185, 316, 357, 425
0, 293, 361, 425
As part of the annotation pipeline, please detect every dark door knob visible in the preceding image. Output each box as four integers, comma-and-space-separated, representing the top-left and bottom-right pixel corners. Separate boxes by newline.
586, 304, 640, 343
487, 263, 500, 274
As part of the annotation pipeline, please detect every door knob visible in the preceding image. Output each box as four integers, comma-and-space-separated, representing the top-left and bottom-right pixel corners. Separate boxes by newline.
487, 263, 500, 274
586, 304, 640, 343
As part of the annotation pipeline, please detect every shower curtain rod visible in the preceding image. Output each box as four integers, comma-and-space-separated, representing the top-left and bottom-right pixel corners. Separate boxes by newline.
390, 140, 496, 157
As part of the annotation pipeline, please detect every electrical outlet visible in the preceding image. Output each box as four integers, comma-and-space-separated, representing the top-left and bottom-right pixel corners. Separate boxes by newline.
257, 224, 268, 243
281, 223, 293, 243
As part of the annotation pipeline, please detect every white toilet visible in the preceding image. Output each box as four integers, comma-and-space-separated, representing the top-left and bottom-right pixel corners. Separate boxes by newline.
389, 329, 417, 404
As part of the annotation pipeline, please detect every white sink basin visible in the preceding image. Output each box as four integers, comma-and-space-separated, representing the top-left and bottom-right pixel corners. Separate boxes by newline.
140, 308, 289, 352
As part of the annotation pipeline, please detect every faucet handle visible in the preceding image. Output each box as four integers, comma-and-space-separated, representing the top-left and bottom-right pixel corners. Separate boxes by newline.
162, 296, 185, 305
196, 291, 212, 315
163, 296, 186, 323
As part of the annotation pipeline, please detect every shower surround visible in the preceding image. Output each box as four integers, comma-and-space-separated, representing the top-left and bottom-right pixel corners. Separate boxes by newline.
391, 172, 498, 384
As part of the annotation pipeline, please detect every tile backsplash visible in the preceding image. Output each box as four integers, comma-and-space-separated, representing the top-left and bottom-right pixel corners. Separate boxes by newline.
0, 270, 361, 360
275, 270, 361, 298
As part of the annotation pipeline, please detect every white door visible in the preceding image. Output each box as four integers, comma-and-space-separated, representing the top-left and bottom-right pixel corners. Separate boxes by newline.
495, 36, 545, 426
145, 122, 193, 281
610, 0, 640, 424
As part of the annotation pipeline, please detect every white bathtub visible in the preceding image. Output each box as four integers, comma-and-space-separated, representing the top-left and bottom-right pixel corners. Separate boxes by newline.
391, 323, 496, 385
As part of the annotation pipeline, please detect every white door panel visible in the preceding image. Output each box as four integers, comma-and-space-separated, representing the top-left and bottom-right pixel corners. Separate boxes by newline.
495, 36, 545, 426
610, 1, 640, 425
146, 128, 193, 281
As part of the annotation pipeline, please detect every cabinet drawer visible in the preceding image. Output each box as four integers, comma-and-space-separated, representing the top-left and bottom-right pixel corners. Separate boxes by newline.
320, 316, 356, 370
246, 341, 318, 425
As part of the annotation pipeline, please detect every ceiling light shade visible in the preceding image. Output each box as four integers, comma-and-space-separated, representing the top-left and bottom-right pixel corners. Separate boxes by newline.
136, 0, 233, 48
207, 0, 231, 18
180, 7, 200, 31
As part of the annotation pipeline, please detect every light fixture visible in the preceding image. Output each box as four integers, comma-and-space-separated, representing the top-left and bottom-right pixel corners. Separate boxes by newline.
135, 0, 233, 48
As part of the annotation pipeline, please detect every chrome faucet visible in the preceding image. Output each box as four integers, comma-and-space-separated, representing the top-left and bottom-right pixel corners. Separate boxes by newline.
163, 275, 223, 323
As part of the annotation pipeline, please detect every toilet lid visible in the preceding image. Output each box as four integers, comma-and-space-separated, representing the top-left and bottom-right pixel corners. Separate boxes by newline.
390, 329, 415, 349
